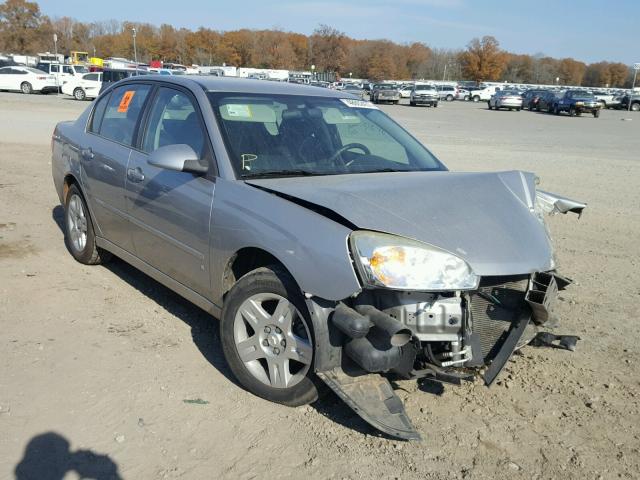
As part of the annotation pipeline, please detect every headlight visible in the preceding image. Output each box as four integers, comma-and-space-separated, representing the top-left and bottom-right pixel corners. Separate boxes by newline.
350, 231, 479, 291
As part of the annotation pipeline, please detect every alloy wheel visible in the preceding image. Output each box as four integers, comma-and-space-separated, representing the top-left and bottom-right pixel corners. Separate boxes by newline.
67, 194, 88, 252
233, 293, 313, 389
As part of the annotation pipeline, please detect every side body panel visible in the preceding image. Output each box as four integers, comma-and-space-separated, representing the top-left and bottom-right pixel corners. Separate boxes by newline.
125, 149, 215, 297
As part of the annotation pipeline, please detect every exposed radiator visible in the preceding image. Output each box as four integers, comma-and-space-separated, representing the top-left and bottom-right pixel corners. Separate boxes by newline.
469, 275, 533, 362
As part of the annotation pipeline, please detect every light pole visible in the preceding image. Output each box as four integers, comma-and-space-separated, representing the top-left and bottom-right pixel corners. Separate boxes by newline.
53, 33, 59, 94
132, 28, 138, 72
628, 63, 639, 112
311, 64, 316, 82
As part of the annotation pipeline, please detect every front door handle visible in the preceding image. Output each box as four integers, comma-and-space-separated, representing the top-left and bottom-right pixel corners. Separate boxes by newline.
127, 167, 145, 183
80, 148, 94, 160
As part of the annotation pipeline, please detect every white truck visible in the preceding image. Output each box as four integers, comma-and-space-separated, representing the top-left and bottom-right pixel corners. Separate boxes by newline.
468, 85, 502, 102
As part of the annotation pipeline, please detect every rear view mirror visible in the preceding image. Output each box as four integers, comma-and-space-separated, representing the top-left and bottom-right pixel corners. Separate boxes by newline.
148, 144, 207, 174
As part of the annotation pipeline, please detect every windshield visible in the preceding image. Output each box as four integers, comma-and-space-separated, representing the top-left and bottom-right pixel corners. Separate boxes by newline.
377, 84, 395, 90
569, 90, 594, 98
415, 87, 436, 92
209, 93, 445, 178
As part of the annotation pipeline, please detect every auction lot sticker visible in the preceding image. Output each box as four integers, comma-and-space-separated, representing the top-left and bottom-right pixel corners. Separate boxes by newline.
118, 91, 136, 113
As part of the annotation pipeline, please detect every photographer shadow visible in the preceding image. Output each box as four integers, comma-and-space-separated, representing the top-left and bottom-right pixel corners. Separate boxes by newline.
14, 431, 121, 480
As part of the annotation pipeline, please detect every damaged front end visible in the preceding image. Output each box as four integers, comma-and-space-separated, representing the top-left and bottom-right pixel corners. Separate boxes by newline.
311, 191, 586, 441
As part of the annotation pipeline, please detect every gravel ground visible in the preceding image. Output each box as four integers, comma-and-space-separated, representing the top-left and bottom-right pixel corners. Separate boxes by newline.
1, 92, 639, 480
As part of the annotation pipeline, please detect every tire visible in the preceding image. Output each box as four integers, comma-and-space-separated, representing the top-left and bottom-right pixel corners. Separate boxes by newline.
433, 102, 438, 108
472, 95, 480, 102
554, 105, 560, 115
599, 101, 606, 109
488, 103, 492, 110
593, 109, 600, 118
64, 184, 110, 265
410, 101, 415, 106
631, 102, 640, 112
21, 82, 32, 94
220, 266, 319, 407
73, 88, 86, 101
446, 94, 454, 101
464, 95, 470, 101
569, 106, 576, 117
516, 108, 521, 111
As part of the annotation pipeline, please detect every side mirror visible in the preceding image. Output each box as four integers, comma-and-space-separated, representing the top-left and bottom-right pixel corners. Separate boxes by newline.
148, 144, 207, 174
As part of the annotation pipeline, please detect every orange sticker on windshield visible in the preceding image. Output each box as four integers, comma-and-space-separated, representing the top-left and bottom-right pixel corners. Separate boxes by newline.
117, 90, 135, 113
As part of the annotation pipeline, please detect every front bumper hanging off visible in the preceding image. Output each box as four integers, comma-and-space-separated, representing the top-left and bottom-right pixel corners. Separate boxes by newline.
309, 272, 579, 441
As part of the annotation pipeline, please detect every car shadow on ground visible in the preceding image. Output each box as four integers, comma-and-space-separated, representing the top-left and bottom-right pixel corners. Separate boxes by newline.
14, 431, 122, 480
51, 205, 236, 387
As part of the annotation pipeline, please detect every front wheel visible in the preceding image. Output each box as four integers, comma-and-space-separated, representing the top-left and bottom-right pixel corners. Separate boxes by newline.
631, 102, 640, 112
73, 88, 86, 101
220, 266, 318, 407
593, 109, 600, 118
472, 95, 480, 102
433, 102, 438, 108
21, 82, 32, 94
446, 94, 454, 101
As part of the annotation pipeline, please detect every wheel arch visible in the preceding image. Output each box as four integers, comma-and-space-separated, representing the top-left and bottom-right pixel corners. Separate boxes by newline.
222, 247, 298, 300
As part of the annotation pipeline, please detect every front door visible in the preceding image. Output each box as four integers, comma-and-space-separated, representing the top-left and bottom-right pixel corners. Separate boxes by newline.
125, 86, 215, 296
81, 83, 152, 251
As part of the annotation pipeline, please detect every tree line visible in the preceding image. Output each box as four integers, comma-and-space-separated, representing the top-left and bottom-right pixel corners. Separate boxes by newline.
0, 0, 634, 87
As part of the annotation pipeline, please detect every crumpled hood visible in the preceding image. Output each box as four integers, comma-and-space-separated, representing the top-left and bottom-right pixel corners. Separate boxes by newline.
247, 170, 554, 276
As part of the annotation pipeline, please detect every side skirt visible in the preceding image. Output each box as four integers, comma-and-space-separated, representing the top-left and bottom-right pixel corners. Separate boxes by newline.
95, 237, 222, 318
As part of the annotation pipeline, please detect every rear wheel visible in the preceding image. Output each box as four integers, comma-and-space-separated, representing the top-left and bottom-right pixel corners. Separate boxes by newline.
220, 266, 318, 406
472, 95, 480, 102
631, 102, 640, 112
73, 88, 86, 101
64, 184, 110, 265
21, 82, 32, 94
446, 94, 454, 101
593, 109, 600, 118
569, 106, 576, 117
433, 102, 438, 108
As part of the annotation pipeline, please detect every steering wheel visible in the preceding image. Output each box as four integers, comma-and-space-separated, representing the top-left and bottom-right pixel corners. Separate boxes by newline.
327, 143, 371, 165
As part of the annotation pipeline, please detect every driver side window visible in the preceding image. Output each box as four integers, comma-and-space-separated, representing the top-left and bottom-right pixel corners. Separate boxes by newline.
142, 87, 206, 159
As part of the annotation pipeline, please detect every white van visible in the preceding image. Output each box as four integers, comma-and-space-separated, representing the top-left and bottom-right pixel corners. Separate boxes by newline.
35, 63, 90, 88
468, 85, 502, 102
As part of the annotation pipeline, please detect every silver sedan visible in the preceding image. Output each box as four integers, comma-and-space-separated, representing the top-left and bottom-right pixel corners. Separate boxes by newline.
488, 90, 523, 111
51, 76, 585, 440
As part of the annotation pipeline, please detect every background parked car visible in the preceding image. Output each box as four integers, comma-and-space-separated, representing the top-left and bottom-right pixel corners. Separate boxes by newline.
488, 90, 523, 111
398, 85, 414, 98
436, 84, 457, 101
61, 72, 103, 100
552, 90, 601, 117
537, 90, 564, 112
371, 84, 400, 104
409, 85, 439, 107
522, 89, 546, 110
456, 88, 470, 101
99, 68, 148, 93
36, 62, 89, 89
469, 85, 501, 102
619, 93, 640, 111
0, 66, 57, 94
342, 84, 366, 99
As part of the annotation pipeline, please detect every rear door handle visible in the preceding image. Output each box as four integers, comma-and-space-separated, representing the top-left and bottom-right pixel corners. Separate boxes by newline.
127, 167, 145, 183
80, 148, 94, 160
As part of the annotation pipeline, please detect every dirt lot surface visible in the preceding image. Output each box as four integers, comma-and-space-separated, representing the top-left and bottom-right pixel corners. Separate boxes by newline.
1, 92, 639, 480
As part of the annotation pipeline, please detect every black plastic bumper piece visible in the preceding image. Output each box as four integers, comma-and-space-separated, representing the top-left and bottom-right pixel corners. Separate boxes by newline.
317, 367, 421, 441
483, 314, 530, 386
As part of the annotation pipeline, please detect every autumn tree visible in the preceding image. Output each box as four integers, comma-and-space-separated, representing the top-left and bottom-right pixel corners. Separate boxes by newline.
310, 24, 347, 73
558, 58, 586, 85
0, 0, 50, 53
459, 36, 506, 82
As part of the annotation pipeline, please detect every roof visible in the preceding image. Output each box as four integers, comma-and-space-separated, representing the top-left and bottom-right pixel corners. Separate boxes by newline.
126, 74, 350, 98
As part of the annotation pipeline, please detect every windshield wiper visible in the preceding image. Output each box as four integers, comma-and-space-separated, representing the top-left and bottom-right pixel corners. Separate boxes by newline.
354, 168, 413, 174
242, 169, 324, 179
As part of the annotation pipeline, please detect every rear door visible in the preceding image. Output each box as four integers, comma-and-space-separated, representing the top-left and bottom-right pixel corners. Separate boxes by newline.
81, 83, 152, 251
125, 85, 215, 296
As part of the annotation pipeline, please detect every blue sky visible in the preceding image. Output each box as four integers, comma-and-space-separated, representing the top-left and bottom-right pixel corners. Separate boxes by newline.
37, 0, 639, 64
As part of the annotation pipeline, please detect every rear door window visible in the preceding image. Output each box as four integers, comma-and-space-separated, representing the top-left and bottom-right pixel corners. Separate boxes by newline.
98, 84, 151, 146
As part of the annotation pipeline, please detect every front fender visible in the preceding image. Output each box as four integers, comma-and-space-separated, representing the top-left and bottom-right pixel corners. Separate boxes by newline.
209, 179, 361, 305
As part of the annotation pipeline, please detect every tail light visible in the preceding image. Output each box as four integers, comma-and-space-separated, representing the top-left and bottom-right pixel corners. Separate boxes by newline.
37, 76, 47, 80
